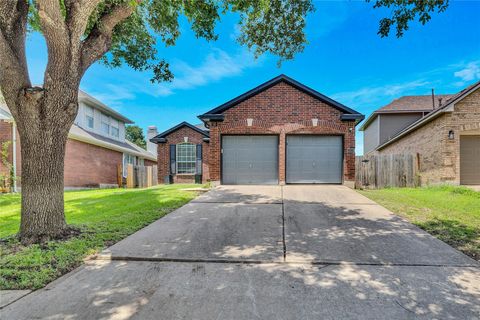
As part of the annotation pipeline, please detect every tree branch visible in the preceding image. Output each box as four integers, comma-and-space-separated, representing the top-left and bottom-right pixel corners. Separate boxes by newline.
67, 0, 103, 43
35, 0, 70, 72
81, 3, 136, 72
0, 1, 31, 117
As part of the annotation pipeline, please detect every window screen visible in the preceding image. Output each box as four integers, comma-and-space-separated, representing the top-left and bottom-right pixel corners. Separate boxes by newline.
176, 143, 196, 174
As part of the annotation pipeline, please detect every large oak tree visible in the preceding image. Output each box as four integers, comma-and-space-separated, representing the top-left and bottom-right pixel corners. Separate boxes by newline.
0, 0, 448, 244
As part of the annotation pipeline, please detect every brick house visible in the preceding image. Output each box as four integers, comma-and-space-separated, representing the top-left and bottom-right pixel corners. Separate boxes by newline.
151, 75, 364, 185
363, 81, 480, 185
360, 94, 453, 154
0, 90, 157, 190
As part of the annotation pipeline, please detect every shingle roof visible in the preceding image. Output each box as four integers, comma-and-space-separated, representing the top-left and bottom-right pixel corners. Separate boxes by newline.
359, 93, 454, 131
198, 74, 364, 122
376, 80, 480, 150
150, 121, 210, 143
69, 124, 157, 160
378, 94, 453, 112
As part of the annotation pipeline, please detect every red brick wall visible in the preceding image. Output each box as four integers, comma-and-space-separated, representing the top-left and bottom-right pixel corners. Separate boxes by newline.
156, 126, 210, 184
2, 124, 157, 188
64, 139, 123, 187
206, 81, 357, 184
144, 159, 157, 167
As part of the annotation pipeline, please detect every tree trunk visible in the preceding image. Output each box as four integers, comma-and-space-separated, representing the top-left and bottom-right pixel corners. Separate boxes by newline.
18, 125, 70, 244
14, 87, 79, 245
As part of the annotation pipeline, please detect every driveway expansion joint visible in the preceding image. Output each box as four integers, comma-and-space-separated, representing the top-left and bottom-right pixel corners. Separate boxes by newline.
92, 255, 479, 268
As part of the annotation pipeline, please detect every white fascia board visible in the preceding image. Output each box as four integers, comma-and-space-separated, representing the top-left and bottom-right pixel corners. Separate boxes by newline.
68, 132, 157, 161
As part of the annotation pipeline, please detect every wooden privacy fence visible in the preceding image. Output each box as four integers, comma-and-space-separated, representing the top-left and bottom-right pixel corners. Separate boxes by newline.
121, 164, 158, 188
355, 154, 420, 189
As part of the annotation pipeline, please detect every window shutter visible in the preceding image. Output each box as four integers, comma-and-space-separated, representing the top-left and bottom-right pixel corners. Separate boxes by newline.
196, 144, 202, 174
170, 144, 176, 174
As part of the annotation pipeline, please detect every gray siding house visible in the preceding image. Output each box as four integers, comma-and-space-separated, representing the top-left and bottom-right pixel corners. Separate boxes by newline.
360, 94, 452, 154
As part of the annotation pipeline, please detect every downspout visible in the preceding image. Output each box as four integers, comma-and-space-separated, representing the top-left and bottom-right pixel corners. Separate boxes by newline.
12, 122, 17, 192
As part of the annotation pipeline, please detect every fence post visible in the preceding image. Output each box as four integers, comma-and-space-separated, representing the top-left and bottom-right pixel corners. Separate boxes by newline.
117, 164, 123, 187
152, 165, 158, 185
355, 153, 418, 189
126, 164, 134, 188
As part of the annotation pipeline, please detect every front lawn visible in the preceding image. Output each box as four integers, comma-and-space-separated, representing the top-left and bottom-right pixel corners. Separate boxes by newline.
358, 185, 480, 261
0, 185, 202, 290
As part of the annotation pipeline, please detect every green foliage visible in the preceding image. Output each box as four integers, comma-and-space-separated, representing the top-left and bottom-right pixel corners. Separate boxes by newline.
359, 185, 480, 260
368, 0, 449, 37
25, 0, 447, 83
125, 125, 147, 149
26, 0, 316, 82
0, 184, 203, 289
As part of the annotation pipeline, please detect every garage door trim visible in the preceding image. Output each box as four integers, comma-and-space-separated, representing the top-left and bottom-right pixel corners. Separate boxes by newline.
221, 134, 280, 185
285, 134, 344, 184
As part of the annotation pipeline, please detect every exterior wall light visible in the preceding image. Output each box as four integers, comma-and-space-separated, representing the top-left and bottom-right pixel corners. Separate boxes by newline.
448, 130, 455, 140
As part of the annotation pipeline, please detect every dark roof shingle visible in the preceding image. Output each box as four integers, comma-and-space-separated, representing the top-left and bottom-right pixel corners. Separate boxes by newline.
378, 94, 453, 112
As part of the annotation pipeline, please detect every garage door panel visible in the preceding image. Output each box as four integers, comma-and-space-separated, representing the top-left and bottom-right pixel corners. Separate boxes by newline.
222, 136, 278, 185
287, 135, 343, 184
460, 136, 480, 185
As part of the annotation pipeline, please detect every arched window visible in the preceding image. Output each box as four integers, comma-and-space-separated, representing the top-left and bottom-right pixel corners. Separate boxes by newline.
176, 143, 196, 174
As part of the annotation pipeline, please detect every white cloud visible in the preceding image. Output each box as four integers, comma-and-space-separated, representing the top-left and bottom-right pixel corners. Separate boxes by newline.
454, 61, 480, 83
85, 84, 136, 109
332, 79, 430, 108
156, 48, 262, 96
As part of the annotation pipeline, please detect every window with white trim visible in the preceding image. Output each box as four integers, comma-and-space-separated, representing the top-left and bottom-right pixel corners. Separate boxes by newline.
101, 113, 110, 135
85, 105, 94, 129
176, 143, 196, 174
111, 119, 119, 138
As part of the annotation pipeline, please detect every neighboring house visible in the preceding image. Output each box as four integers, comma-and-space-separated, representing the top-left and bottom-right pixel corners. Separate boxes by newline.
365, 81, 480, 186
0, 90, 157, 190
360, 94, 453, 154
151, 74, 364, 186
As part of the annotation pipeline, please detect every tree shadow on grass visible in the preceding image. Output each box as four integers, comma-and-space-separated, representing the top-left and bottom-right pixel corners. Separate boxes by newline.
416, 218, 480, 261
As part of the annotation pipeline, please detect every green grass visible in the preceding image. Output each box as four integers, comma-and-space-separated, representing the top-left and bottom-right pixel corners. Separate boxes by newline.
358, 185, 480, 260
0, 185, 202, 290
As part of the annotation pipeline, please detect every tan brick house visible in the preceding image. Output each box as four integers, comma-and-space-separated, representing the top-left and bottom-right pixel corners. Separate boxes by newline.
0, 90, 156, 190
151, 75, 364, 185
372, 81, 480, 185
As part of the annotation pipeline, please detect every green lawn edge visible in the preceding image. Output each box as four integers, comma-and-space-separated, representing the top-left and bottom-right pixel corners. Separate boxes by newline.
358, 185, 480, 261
0, 185, 204, 290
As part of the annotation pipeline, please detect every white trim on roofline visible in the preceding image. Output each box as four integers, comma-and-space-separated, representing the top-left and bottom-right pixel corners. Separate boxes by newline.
68, 130, 157, 161
376, 81, 480, 151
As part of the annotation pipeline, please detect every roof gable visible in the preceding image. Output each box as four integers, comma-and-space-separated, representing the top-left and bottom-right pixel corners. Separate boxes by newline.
150, 121, 209, 143
198, 75, 363, 121
376, 80, 480, 150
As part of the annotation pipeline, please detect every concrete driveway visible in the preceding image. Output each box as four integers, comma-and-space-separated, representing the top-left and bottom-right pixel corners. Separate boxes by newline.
2, 186, 479, 319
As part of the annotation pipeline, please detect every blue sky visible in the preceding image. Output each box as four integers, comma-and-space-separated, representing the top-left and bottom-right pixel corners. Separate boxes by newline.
25, 1, 480, 154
